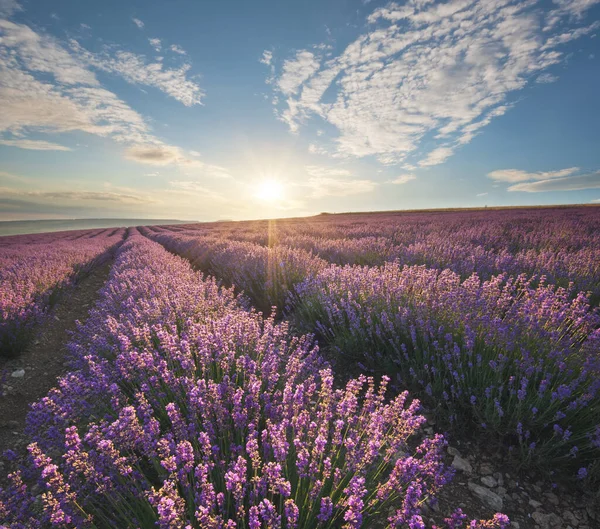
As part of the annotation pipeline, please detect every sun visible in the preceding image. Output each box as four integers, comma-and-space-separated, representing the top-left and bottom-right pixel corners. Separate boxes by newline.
255, 179, 285, 202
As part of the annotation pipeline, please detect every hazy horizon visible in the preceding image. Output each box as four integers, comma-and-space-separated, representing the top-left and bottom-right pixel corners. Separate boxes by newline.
1, 0, 600, 222
0, 217, 190, 236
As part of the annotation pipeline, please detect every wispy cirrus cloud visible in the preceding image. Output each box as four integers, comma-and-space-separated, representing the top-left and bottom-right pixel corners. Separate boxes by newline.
507, 171, 600, 192
148, 38, 161, 52
536, 73, 559, 84
0, 186, 156, 204
387, 174, 416, 185
0, 138, 71, 150
419, 147, 455, 167
488, 167, 580, 182
268, 0, 600, 166
487, 166, 600, 193
170, 44, 186, 55
260, 50, 273, 66
69, 40, 204, 106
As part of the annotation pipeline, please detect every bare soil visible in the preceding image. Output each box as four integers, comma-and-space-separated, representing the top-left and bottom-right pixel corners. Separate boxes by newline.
0, 262, 111, 482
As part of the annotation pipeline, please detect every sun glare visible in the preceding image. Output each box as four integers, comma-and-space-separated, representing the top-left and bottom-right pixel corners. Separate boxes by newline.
255, 179, 285, 202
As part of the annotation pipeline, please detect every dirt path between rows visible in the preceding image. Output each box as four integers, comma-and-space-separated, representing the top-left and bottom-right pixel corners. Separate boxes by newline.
0, 262, 111, 481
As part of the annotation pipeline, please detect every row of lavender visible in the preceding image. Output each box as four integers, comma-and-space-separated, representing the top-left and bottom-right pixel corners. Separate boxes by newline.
144, 228, 600, 483
167, 207, 600, 302
0, 227, 123, 249
1, 233, 506, 528
0, 229, 124, 357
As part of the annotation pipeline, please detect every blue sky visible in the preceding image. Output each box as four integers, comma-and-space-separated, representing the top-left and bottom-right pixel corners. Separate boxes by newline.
0, 0, 599, 221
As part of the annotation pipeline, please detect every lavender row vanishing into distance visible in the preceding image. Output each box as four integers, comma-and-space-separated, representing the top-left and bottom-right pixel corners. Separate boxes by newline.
0, 229, 124, 357
1, 232, 507, 528
172, 208, 600, 303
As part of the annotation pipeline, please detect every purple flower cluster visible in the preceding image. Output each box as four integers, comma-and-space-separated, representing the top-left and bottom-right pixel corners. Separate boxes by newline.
0, 228, 124, 356
143, 229, 328, 315
0, 232, 507, 528
292, 262, 600, 478
173, 207, 600, 303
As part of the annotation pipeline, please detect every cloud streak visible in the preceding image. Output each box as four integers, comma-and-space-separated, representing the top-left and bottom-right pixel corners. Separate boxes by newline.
488, 167, 580, 182
0, 186, 156, 204
0, 138, 71, 150
508, 171, 600, 192
387, 174, 416, 184
125, 144, 233, 177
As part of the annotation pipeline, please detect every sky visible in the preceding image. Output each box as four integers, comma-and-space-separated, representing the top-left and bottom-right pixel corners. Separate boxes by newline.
0, 0, 599, 221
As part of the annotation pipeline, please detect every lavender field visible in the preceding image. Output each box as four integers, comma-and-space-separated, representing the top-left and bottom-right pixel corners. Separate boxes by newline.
1, 207, 599, 529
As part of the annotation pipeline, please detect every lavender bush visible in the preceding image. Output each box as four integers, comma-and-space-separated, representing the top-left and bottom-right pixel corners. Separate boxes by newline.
292, 263, 600, 479
146, 231, 327, 315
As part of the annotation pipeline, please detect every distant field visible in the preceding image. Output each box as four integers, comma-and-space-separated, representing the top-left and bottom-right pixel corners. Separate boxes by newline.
1, 206, 599, 528
0, 218, 189, 236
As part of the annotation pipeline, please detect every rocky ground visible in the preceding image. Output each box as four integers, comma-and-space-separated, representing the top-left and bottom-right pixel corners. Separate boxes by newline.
428, 432, 598, 529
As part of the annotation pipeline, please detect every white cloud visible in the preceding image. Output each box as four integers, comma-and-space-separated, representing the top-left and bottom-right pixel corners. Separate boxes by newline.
70, 41, 204, 106
0, 138, 71, 150
536, 72, 559, 83
488, 167, 580, 182
387, 173, 416, 184
0, 60, 149, 142
269, 0, 599, 166
170, 44, 186, 55
0, 18, 202, 109
476, 192, 488, 197
277, 50, 320, 95
308, 143, 329, 155
149, 38, 161, 52
132, 18, 144, 29
419, 146, 455, 167
545, 0, 600, 30
591, 198, 600, 203
260, 50, 273, 65
0, 19, 99, 85
508, 171, 600, 192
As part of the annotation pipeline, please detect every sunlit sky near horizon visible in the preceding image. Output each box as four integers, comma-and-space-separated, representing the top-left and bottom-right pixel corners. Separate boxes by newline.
1, 0, 599, 221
